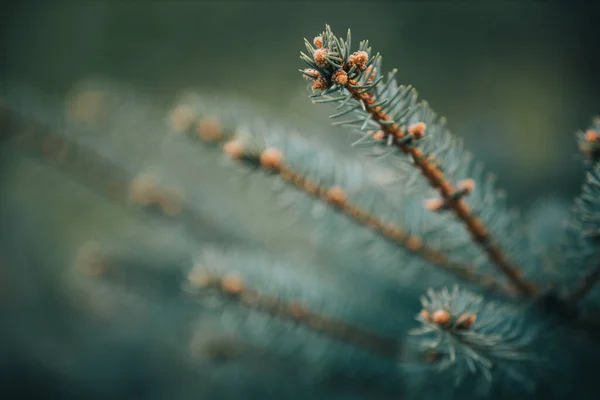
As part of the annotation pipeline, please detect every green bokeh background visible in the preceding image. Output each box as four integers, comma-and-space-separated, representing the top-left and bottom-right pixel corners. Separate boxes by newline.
2, 1, 599, 206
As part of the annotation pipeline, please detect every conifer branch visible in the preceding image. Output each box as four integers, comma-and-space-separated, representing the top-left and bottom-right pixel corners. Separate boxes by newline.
184, 261, 400, 357
409, 286, 538, 391
299, 25, 538, 297
0, 100, 237, 245
561, 120, 600, 301
172, 103, 515, 296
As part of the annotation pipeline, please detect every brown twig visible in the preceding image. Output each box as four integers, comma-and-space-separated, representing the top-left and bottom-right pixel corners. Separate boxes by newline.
186, 266, 401, 357
342, 79, 537, 297
215, 135, 516, 296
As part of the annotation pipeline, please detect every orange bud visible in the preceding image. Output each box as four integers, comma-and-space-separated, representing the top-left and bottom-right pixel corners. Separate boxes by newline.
419, 309, 430, 322
196, 117, 223, 142
333, 69, 348, 85
408, 122, 427, 139
260, 148, 284, 170
424, 198, 445, 212
223, 140, 244, 160
457, 178, 475, 195
302, 68, 320, 81
169, 105, 196, 133
326, 186, 346, 206
431, 309, 451, 326
311, 76, 328, 91
406, 236, 423, 251
348, 51, 369, 71
221, 274, 245, 295
456, 313, 477, 329
313, 48, 329, 68
372, 130, 385, 140
313, 36, 323, 49
585, 129, 600, 143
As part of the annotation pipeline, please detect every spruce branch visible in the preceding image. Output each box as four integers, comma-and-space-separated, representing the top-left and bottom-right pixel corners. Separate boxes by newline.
299, 25, 538, 297
409, 286, 538, 391
170, 99, 514, 296
561, 120, 600, 301
184, 256, 401, 358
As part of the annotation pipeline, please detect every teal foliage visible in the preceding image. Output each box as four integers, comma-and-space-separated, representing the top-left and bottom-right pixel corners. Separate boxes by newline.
1, 25, 600, 399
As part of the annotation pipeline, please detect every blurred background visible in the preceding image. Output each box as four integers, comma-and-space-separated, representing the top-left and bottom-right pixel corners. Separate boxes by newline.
1, 1, 599, 207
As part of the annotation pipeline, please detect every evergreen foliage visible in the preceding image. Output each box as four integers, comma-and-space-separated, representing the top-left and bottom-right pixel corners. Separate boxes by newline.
1, 24, 599, 400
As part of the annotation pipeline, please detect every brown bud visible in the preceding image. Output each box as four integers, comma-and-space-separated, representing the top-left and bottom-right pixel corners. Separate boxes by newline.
424, 198, 445, 212
419, 309, 430, 322
313, 48, 329, 68
408, 122, 427, 139
260, 148, 284, 170
302, 68, 320, 81
348, 51, 369, 71
585, 129, 600, 143
405, 236, 423, 251
313, 36, 323, 49
326, 186, 346, 206
223, 140, 244, 160
169, 105, 196, 133
221, 274, 245, 295
333, 69, 348, 85
431, 309, 451, 326
311, 76, 329, 91
456, 313, 477, 329
129, 173, 159, 206
372, 130, 385, 140
196, 117, 223, 142
457, 178, 475, 195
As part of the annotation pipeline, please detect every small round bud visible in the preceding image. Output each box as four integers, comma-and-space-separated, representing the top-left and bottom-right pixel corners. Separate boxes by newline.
406, 236, 423, 251
129, 173, 158, 206
333, 69, 348, 85
221, 274, 245, 295
348, 51, 369, 71
419, 309, 430, 322
260, 148, 284, 170
302, 68, 320, 81
457, 178, 475, 195
372, 130, 385, 140
326, 186, 346, 206
431, 309, 451, 326
585, 129, 600, 143
196, 117, 223, 142
311, 76, 329, 91
456, 313, 477, 329
313, 36, 323, 49
424, 197, 445, 212
223, 140, 244, 160
408, 122, 427, 139
169, 105, 196, 133
313, 48, 329, 68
